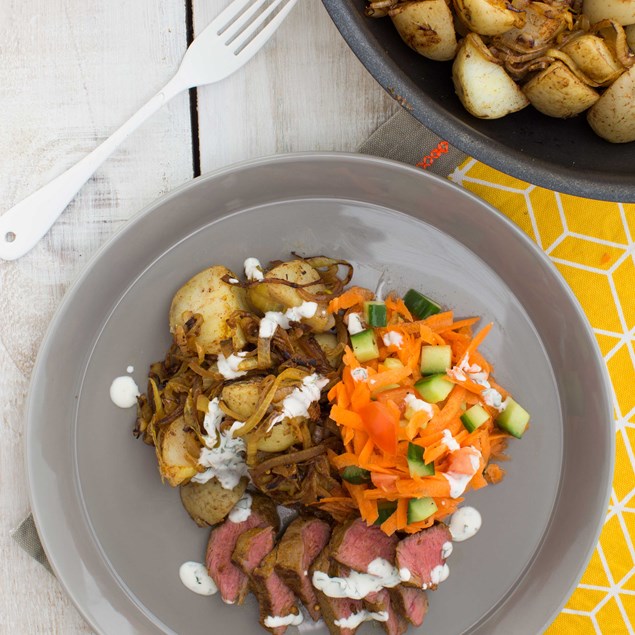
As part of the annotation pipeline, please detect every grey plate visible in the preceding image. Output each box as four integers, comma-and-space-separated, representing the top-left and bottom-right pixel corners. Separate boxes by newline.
27, 153, 613, 635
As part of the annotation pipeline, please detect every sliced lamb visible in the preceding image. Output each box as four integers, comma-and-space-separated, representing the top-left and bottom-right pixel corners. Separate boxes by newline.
275, 515, 332, 621
310, 547, 364, 635
395, 523, 452, 590
251, 545, 301, 635
205, 493, 279, 604
232, 526, 275, 575
389, 586, 428, 627
364, 588, 408, 635
330, 518, 398, 574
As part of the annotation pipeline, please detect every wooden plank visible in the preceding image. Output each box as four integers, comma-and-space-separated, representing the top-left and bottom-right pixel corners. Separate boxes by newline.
192, 0, 398, 173
0, 1, 192, 632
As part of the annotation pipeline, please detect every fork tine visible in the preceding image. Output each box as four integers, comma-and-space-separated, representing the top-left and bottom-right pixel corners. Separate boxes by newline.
231, 0, 296, 54
207, 0, 252, 33
222, 0, 267, 42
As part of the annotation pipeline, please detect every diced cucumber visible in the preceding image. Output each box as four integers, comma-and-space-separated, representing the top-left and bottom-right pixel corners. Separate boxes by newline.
374, 501, 398, 525
407, 442, 435, 477
403, 289, 442, 320
407, 497, 438, 524
420, 345, 452, 375
496, 398, 530, 438
414, 375, 454, 403
350, 329, 380, 362
364, 301, 387, 327
383, 357, 404, 370
341, 466, 371, 484
460, 404, 491, 432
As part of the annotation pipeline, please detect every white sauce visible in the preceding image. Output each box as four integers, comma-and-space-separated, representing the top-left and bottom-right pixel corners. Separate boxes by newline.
441, 541, 453, 559
192, 399, 248, 489
109, 376, 140, 408
351, 367, 369, 383
441, 429, 460, 452
217, 351, 248, 380
312, 558, 401, 600
179, 561, 218, 596
404, 393, 434, 418
264, 613, 304, 628
449, 506, 482, 542
268, 373, 328, 430
126, 365, 134, 373
430, 563, 450, 585
442, 448, 481, 498
259, 301, 318, 338
244, 257, 264, 281
457, 357, 507, 412
334, 610, 389, 629
346, 312, 365, 336
228, 277, 239, 284
446, 366, 467, 383
202, 397, 224, 442
228, 492, 252, 523
399, 567, 411, 582
382, 331, 404, 348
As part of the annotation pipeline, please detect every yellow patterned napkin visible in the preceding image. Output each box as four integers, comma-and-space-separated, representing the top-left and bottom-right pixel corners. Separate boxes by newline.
452, 160, 635, 635
360, 109, 634, 634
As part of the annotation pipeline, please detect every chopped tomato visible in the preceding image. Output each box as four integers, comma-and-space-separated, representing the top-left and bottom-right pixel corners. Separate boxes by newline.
371, 472, 399, 492
358, 401, 398, 455
448, 447, 481, 475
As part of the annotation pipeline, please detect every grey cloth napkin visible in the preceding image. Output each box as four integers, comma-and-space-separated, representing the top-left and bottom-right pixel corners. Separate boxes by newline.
11, 108, 469, 573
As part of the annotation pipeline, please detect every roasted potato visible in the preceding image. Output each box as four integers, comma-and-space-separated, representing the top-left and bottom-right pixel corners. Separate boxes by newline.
222, 380, 261, 420
180, 477, 248, 527
248, 260, 334, 332
523, 61, 600, 118
588, 66, 635, 142
452, 33, 529, 118
561, 34, 624, 85
256, 420, 302, 452
169, 265, 248, 354
392, 0, 457, 61
454, 0, 525, 36
583, 0, 635, 26
156, 416, 200, 486
314, 332, 343, 368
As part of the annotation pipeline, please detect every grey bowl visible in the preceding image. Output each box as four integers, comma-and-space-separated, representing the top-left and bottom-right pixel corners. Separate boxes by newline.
26, 153, 613, 635
322, 0, 635, 203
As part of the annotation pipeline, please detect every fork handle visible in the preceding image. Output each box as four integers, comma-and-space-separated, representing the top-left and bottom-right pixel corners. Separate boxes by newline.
0, 75, 186, 261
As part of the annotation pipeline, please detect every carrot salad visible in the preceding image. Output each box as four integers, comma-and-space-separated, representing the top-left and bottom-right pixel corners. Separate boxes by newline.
318, 286, 529, 536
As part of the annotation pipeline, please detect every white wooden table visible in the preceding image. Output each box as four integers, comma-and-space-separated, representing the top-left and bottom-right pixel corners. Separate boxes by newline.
0, 1, 396, 631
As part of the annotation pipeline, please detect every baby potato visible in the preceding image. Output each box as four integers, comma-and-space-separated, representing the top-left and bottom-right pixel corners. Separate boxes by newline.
392, 0, 457, 61
248, 260, 334, 333
523, 61, 600, 118
157, 416, 200, 487
222, 380, 261, 420
314, 332, 343, 367
583, 0, 635, 27
256, 420, 302, 452
180, 477, 247, 527
561, 34, 624, 85
452, 33, 529, 118
169, 265, 248, 354
454, 0, 525, 36
588, 66, 635, 142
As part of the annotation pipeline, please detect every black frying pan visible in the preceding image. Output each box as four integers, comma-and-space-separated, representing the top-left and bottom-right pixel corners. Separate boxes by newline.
322, 0, 635, 202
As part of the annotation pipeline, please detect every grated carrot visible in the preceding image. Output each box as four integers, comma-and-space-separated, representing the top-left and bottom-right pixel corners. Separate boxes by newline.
321, 286, 525, 535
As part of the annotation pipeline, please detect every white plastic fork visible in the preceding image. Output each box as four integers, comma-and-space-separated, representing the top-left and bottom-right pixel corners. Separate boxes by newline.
0, 0, 298, 261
